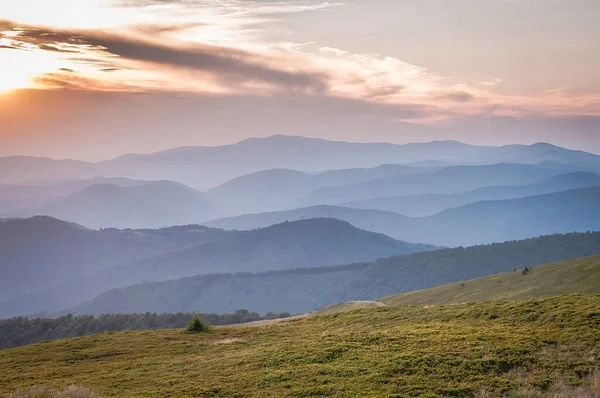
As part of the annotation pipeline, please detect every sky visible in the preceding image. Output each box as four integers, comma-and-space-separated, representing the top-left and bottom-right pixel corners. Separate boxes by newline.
0, 0, 598, 160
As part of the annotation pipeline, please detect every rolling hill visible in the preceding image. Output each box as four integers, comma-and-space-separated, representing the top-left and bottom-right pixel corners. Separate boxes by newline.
62, 231, 600, 316
206, 186, 600, 247
0, 218, 433, 317
381, 255, 600, 306
342, 171, 600, 216
8, 181, 220, 229
2, 295, 599, 397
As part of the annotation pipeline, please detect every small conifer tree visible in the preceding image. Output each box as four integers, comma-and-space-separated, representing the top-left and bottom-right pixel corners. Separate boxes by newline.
185, 316, 210, 333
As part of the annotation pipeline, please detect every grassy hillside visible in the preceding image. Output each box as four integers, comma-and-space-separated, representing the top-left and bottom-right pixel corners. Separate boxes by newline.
1, 295, 599, 397
68, 231, 600, 316
312, 301, 385, 316
381, 255, 600, 307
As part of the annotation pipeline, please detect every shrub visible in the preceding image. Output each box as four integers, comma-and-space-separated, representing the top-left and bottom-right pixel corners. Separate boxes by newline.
185, 316, 211, 334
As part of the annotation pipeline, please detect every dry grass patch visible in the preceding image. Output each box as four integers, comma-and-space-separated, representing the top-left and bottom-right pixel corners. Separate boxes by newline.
6, 385, 101, 398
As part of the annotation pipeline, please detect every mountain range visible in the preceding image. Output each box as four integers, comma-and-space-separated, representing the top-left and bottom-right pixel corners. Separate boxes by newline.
0, 216, 232, 302
206, 186, 600, 246
342, 171, 600, 216
2, 136, 600, 189
1, 135, 599, 318
8, 181, 217, 229
0, 217, 434, 317
5, 164, 597, 231
0, 177, 151, 214
204, 164, 434, 217
298, 163, 577, 205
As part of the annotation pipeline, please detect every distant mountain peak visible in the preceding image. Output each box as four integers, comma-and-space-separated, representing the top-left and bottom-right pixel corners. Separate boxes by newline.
3, 215, 88, 231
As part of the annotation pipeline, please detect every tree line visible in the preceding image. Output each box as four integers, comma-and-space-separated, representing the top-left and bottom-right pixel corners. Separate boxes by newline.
0, 309, 291, 350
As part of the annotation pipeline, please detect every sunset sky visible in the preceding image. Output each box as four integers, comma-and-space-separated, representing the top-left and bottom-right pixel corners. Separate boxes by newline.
1, 0, 599, 160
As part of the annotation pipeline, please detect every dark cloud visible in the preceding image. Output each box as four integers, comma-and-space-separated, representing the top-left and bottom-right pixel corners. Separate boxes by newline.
32, 72, 138, 91
366, 85, 406, 98
0, 22, 89, 46
68, 57, 120, 69
38, 44, 81, 53
0, 19, 328, 92
33, 74, 78, 89
85, 35, 328, 91
442, 91, 475, 103
0, 20, 13, 30
131, 22, 207, 35
100, 68, 121, 72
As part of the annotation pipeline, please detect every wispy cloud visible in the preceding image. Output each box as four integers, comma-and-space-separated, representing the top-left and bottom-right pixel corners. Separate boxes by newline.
479, 78, 503, 87
0, 0, 598, 121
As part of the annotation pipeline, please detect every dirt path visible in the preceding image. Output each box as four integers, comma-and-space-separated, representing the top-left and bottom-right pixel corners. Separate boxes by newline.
235, 314, 309, 327
228, 301, 385, 327
345, 300, 386, 307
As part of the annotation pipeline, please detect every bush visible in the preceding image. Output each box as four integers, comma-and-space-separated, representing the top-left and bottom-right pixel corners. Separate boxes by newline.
185, 316, 211, 333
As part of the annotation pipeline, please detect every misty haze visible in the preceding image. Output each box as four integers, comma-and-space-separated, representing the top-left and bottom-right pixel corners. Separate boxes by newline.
1, 1, 599, 397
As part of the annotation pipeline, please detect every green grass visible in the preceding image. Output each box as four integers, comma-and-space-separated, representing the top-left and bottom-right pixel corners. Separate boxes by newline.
1, 295, 599, 397
381, 255, 600, 307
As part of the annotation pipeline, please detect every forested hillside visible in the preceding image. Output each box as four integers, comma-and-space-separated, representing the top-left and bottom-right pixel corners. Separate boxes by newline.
0, 216, 231, 302
0, 217, 433, 317
67, 231, 600, 315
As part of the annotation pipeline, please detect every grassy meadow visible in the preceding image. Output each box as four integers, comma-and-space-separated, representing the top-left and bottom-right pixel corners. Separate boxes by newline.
1, 295, 599, 397
381, 255, 600, 307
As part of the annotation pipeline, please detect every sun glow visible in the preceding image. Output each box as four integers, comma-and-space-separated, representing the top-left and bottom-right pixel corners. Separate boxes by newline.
0, 46, 64, 92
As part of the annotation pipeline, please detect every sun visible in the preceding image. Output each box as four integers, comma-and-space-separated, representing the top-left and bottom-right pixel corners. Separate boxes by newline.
0, 48, 37, 92
0, 46, 64, 93
0, 64, 33, 93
